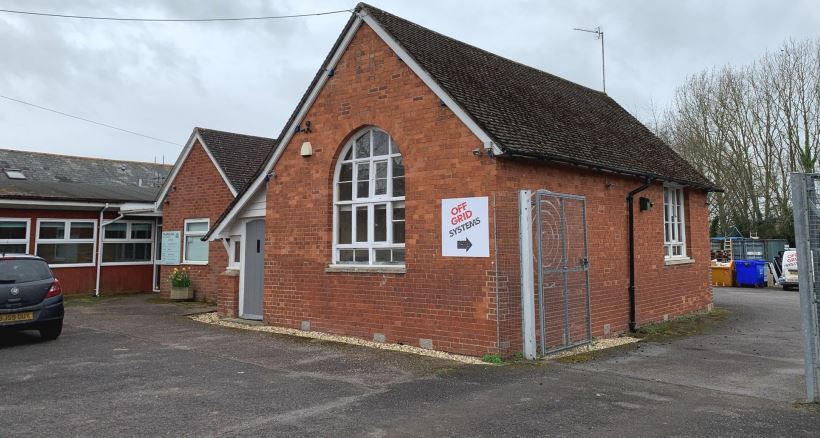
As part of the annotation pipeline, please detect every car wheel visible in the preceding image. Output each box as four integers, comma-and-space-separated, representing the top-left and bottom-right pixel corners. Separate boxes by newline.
39, 320, 63, 340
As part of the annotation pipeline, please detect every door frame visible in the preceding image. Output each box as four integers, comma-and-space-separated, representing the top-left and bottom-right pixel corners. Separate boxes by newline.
238, 218, 264, 320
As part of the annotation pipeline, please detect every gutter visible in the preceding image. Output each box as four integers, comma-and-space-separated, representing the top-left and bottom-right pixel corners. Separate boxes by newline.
626, 177, 652, 331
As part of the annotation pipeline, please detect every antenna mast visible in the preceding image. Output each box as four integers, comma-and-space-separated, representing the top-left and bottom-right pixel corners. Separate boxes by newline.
573, 26, 605, 93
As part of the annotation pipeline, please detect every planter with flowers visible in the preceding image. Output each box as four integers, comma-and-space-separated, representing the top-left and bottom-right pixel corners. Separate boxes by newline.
168, 267, 193, 300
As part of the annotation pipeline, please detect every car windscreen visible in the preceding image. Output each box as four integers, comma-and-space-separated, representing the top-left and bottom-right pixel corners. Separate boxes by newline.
0, 259, 53, 284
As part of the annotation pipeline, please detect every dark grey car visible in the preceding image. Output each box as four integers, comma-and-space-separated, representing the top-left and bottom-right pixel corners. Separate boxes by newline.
0, 255, 64, 340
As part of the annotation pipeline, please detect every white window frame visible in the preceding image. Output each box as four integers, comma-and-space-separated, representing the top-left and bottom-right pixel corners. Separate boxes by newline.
183, 218, 210, 265
663, 185, 688, 260
0, 217, 31, 254
332, 127, 406, 266
100, 220, 155, 266
35, 219, 97, 268
228, 234, 241, 269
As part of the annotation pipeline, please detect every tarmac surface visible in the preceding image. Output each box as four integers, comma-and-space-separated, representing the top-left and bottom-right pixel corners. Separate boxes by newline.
1, 287, 817, 436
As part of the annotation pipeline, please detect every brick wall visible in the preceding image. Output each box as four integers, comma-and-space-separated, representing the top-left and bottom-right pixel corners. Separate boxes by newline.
257, 23, 712, 357
491, 159, 712, 354
159, 140, 235, 302
262, 23, 500, 356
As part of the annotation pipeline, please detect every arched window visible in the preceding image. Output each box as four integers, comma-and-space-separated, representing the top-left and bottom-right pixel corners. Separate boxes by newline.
333, 127, 405, 265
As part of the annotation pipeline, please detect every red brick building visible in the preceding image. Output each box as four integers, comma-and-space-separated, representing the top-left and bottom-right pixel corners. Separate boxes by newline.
205, 4, 719, 357
154, 128, 275, 302
0, 148, 170, 295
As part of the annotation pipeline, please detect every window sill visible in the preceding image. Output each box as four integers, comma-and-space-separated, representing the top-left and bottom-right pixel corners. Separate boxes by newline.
325, 264, 406, 274
665, 257, 695, 266
182, 261, 208, 266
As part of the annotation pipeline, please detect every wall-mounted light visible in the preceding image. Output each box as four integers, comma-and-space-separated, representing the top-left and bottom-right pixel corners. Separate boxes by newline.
472, 148, 481, 157
300, 142, 314, 157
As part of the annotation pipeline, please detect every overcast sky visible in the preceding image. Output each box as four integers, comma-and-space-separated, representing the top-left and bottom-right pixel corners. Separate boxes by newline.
1, 0, 818, 164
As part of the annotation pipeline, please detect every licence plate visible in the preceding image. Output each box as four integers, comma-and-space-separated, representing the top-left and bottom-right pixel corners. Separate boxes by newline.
0, 312, 34, 323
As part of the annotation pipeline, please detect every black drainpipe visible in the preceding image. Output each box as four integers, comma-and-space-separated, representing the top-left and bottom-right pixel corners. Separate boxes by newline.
627, 177, 652, 332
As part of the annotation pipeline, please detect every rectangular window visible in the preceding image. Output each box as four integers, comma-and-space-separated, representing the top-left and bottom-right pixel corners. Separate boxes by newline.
229, 235, 241, 269
663, 186, 687, 259
183, 219, 209, 264
0, 218, 30, 254
36, 219, 96, 266
102, 221, 154, 264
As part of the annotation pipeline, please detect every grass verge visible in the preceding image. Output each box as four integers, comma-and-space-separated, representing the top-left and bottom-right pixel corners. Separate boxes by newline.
633, 307, 729, 342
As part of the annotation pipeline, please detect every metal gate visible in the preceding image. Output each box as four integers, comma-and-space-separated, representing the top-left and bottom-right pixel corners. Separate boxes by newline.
533, 191, 592, 355
791, 173, 820, 402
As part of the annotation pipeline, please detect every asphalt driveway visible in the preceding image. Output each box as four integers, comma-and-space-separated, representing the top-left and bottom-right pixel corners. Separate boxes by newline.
0, 288, 817, 437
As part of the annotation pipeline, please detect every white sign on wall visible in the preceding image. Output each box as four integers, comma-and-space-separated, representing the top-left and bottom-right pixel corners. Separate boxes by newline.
161, 231, 181, 265
441, 196, 490, 257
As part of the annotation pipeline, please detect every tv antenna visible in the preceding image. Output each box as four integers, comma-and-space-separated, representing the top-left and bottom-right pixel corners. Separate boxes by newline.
573, 26, 606, 93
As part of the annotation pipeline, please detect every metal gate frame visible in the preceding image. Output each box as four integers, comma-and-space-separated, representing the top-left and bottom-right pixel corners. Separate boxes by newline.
533, 190, 592, 355
519, 189, 592, 359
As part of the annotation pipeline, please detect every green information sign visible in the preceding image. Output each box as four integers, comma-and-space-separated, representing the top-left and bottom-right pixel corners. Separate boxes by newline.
161, 231, 181, 265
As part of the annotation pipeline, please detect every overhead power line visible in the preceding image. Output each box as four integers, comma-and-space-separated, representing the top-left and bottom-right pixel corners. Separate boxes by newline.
0, 94, 181, 146
0, 8, 352, 22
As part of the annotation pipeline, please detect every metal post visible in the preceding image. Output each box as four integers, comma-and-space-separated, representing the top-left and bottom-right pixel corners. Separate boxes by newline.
535, 192, 546, 355
791, 173, 820, 402
519, 190, 537, 360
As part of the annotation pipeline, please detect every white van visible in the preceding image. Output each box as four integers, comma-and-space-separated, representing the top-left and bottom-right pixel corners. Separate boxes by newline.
779, 250, 798, 290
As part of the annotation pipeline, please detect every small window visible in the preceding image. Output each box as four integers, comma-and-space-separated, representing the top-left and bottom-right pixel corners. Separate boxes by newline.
36, 219, 96, 266
183, 219, 209, 264
4, 169, 26, 180
102, 221, 154, 264
229, 235, 241, 269
663, 186, 687, 259
0, 219, 30, 254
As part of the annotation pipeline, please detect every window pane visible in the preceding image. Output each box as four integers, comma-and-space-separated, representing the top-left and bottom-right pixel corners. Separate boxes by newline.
339, 163, 353, 181
392, 156, 404, 176
393, 249, 405, 263
375, 249, 391, 264
0, 258, 51, 283
375, 161, 387, 178
375, 179, 387, 196
103, 242, 151, 263
390, 140, 400, 154
338, 207, 352, 244
356, 162, 370, 198
338, 182, 352, 201
186, 221, 208, 233
105, 223, 127, 239
39, 222, 65, 240
355, 207, 368, 242
393, 204, 405, 244
131, 223, 152, 240
37, 243, 94, 265
355, 132, 370, 158
373, 130, 389, 156
233, 241, 241, 264
392, 177, 405, 197
0, 243, 27, 254
342, 147, 352, 161
0, 221, 27, 240
374, 205, 387, 241
354, 249, 368, 262
339, 249, 354, 262
185, 237, 208, 262
70, 222, 95, 240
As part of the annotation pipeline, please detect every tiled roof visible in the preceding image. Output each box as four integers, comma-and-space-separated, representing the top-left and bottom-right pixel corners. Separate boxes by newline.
360, 3, 717, 190
196, 128, 277, 193
0, 148, 171, 203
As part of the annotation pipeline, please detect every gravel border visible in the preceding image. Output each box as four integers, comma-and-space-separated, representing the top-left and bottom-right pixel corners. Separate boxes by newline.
190, 312, 640, 365
190, 312, 486, 365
